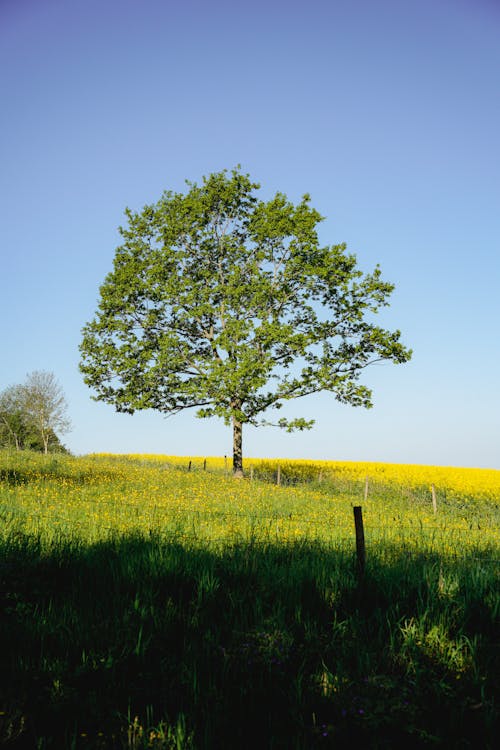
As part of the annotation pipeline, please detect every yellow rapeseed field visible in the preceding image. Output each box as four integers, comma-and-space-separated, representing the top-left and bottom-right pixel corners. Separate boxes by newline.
114, 453, 500, 505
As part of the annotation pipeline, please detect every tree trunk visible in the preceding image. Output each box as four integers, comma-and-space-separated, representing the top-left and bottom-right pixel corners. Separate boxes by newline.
232, 416, 244, 478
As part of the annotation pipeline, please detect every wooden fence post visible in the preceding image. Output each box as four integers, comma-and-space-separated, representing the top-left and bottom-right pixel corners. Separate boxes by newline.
364, 476, 369, 502
224, 455, 228, 475
353, 506, 366, 575
188, 460, 192, 472
250, 466, 254, 481
277, 464, 281, 486
431, 484, 437, 514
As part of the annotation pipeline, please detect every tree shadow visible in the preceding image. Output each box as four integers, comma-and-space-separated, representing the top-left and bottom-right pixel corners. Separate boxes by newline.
0, 533, 497, 748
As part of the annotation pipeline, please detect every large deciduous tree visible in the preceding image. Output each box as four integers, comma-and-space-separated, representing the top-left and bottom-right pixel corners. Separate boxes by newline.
80, 168, 411, 476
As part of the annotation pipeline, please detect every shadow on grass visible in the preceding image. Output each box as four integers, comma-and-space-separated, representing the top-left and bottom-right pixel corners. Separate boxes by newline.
0, 533, 498, 749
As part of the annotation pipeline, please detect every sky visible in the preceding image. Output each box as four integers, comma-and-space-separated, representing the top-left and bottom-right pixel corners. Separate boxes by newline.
0, 0, 499, 468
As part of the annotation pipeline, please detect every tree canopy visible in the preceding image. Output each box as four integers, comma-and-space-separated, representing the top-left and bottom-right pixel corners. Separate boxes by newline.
80, 168, 411, 475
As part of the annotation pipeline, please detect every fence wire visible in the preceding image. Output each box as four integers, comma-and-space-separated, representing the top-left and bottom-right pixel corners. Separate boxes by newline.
1, 460, 499, 566
1, 503, 499, 566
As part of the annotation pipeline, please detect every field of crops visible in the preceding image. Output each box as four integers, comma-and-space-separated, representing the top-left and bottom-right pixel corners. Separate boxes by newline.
0, 450, 499, 748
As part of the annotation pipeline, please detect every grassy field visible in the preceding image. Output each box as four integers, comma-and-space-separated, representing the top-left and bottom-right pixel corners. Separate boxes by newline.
0, 451, 498, 748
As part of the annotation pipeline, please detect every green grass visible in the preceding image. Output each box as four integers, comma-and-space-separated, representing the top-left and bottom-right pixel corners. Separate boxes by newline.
0, 452, 498, 748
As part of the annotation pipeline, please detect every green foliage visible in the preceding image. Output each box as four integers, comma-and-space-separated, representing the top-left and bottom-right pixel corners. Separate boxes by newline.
80, 168, 411, 469
0, 384, 34, 451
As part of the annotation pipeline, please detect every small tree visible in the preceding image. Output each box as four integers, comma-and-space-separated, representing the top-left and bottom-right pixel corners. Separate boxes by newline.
21, 371, 71, 455
80, 168, 411, 476
0, 384, 33, 450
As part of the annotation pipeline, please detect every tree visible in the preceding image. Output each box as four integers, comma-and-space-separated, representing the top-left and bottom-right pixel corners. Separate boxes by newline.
0, 384, 32, 450
80, 168, 411, 476
0, 374, 71, 454
21, 371, 71, 455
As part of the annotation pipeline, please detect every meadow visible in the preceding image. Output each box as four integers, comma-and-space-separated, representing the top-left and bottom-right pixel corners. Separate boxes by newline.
0, 450, 498, 748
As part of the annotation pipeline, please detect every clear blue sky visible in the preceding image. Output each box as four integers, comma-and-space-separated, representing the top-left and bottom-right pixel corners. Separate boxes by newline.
1, 0, 499, 468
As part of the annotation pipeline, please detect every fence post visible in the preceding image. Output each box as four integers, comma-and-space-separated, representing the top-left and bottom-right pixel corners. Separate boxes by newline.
353, 506, 366, 575
431, 484, 437, 514
224, 455, 228, 475
250, 466, 254, 481
188, 460, 192, 472
364, 476, 369, 502
277, 464, 281, 486
203, 459, 207, 471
